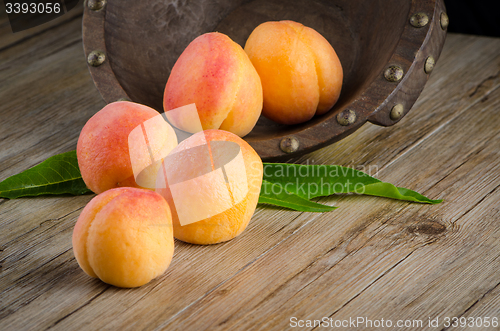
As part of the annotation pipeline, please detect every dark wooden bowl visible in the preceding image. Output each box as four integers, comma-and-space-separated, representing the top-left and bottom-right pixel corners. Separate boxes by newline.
83, 0, 447, 161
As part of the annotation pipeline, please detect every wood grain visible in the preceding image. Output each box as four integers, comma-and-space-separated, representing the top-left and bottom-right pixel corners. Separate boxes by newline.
142, 77, 500, 331
0, 2, 84, 51
1, 7, 500, 331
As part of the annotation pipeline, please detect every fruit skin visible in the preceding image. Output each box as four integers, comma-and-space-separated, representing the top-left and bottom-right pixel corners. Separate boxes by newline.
72, 187, 174, 288
156, 130, 263, 245
77, 101, 177, 194
164, 32, 263, 138
244, 20, 343, 125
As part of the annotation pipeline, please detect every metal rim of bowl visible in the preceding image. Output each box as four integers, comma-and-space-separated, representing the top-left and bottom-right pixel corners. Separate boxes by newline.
82, 0, 447, 161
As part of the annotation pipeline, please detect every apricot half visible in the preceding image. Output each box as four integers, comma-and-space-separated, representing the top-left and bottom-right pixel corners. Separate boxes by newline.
72, 187, 174, 288
156, 130, 263, 245
244, 20, 343, 125
164, 32, 263, 137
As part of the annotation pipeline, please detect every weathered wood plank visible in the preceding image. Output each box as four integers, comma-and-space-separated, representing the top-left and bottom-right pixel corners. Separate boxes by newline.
0, 2, 83, 52
1, 34, 494, 331
0, 9, 107, 328
0, 200, 311, 326
142, 34, 500, 330
0, 196, 93, 252
0, 9, 105, 245
0, 13, 104, 180
134, 81, 500, 330
330, 187, 500, 331
1, 18, 500, 331
449, 281, 500, 331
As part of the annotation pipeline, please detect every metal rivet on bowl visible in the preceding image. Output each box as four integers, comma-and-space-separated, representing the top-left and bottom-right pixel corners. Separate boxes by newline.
440, 12, 449, 30
425, 56, 435, 74
410, 13, 429, 28
88, 0, 106, 11
384, 65, 404, 82
390, 104, 404, 120
280, 137, 299, 154
87, 50, 106, 67
337, 109, 357, 126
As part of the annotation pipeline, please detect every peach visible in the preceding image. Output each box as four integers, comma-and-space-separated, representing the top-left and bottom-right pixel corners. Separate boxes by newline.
72, 187, 174, 288
77, 101, 178, 193
163, 32, 263, 137
244, 20, 343, 125
156, 130, 263, 245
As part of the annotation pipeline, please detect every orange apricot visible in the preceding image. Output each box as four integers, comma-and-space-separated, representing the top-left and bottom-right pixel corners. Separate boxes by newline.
156, 129, 263, 245
72, 187, 174, 288
77, 101, 177, 193
164, 32, 263, 137
244, 20, 343, 125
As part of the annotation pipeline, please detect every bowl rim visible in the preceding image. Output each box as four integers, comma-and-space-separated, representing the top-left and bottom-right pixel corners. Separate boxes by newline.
82, 0, 447, 161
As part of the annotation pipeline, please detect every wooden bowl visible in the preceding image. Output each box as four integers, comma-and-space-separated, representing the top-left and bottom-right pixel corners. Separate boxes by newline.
83, 0, 447, 161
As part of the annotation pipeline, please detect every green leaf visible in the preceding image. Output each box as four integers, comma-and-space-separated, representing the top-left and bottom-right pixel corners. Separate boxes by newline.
0, 150, 92, 199
262, 163, 442, 204
259, 180, 336, 212
0, 150, 441, 214
358, 182, 442, 204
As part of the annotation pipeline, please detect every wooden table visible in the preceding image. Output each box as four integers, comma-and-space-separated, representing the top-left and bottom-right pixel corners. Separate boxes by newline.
1, 7, 500, 331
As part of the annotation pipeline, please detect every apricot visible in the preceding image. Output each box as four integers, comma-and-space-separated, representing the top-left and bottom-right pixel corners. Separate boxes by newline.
72, 187, 174, 288
156, 129, 263, 245
77, 101, 178, 193
164, 32, 263, 137
244, 20, 343, 125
